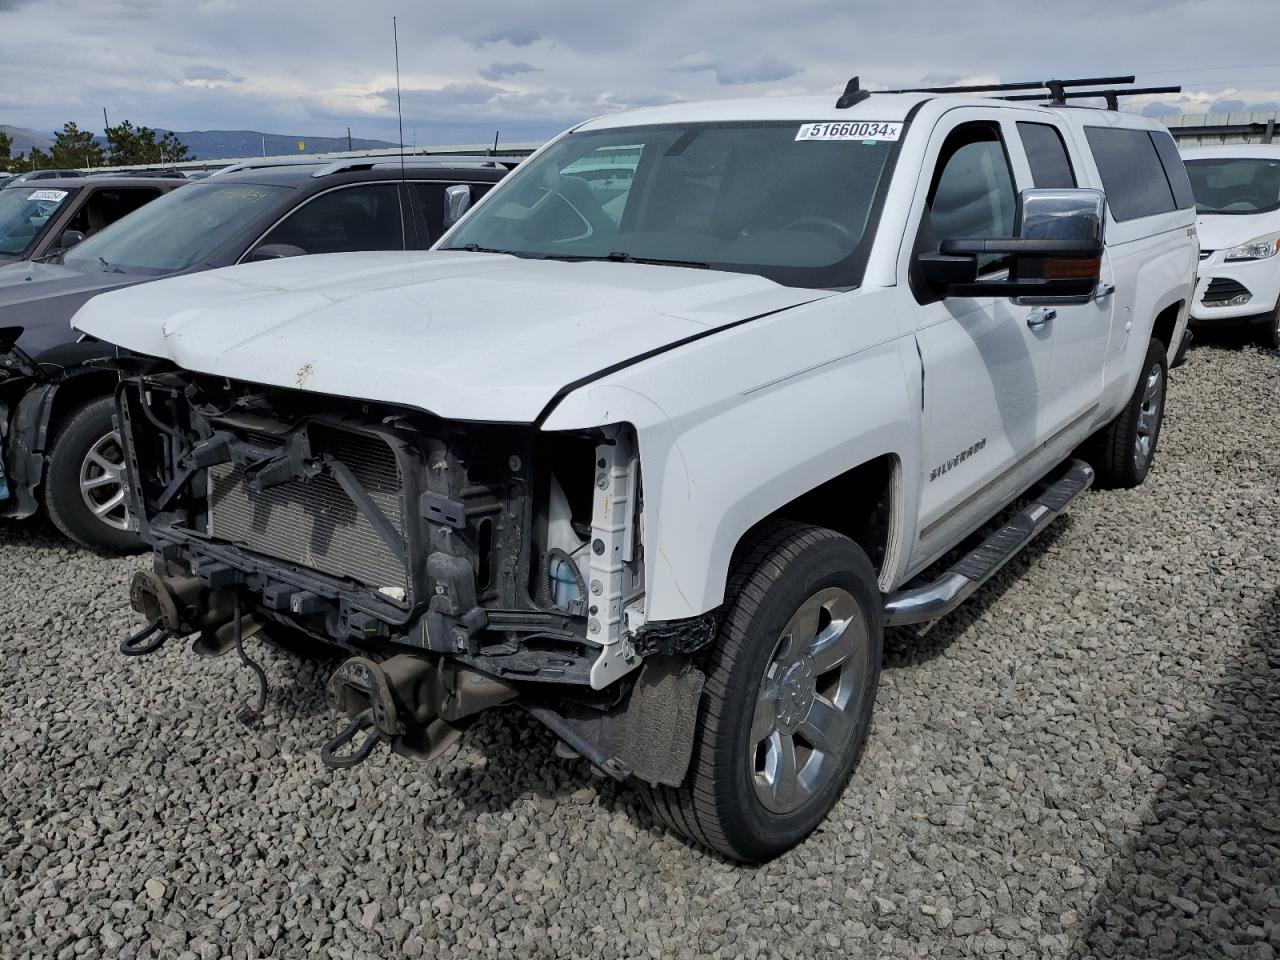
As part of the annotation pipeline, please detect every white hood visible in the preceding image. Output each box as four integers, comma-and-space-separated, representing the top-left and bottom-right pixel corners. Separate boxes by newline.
1196, 212, 1280, 252
73, 250, 829, 423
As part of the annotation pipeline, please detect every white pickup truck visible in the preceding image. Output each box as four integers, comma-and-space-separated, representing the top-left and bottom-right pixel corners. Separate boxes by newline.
75, 77, 1197, 861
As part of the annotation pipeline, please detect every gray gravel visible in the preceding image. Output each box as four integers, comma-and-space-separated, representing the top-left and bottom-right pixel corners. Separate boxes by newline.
1, 341, 1277, 960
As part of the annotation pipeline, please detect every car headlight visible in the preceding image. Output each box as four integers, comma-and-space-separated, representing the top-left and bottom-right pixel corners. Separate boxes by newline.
1224, 232, 1280, 262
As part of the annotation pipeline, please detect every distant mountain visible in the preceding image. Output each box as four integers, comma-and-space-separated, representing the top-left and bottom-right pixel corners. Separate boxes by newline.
153, 130, 397, 161
0, 125, 53, 156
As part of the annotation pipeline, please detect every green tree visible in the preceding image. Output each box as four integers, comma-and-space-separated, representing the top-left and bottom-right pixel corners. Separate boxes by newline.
158, 130, 192, 162
50, 121, 105, 169
25, 146, 51, 170
0, 129, 12, 168
106, 120, 193, 165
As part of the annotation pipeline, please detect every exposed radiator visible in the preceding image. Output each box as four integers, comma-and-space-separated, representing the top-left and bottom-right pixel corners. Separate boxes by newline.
207, 427, 408, 593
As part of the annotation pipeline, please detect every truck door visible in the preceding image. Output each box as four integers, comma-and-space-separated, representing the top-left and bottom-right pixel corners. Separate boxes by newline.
1011, 119, 1114, 442
906, 116, 1055, 567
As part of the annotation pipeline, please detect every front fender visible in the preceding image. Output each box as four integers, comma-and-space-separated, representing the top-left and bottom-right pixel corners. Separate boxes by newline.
544, 290, 919, 621
1, 381, 58, 518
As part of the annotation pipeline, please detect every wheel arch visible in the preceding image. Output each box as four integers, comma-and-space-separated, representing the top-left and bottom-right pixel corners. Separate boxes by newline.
1150, 299, 1184, 353
736, 453, 903, 593
47, 369, 119, 439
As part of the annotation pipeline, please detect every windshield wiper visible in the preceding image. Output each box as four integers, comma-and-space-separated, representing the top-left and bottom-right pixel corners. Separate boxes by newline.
451, 243, 530, 257
606, 251, 710, 269
543, 251, 711, 269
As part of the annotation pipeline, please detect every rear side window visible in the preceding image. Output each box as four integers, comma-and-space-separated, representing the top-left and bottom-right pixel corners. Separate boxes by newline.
1149, 132, 1195, 210
1085, 127, 1176, 221
258, 183, 405, 254
1017, 123, 1076, 188
65, 187, 162, 237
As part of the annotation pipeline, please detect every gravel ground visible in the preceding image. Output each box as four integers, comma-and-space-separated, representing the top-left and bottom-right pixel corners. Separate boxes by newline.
0, 341, 1277, 960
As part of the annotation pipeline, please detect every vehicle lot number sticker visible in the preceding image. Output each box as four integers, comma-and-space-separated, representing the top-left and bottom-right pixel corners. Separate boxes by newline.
796, 121, 903, 142
28, 190, 68, 202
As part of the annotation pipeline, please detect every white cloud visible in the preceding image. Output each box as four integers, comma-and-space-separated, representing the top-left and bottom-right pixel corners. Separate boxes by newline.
0, 0, 1277, 145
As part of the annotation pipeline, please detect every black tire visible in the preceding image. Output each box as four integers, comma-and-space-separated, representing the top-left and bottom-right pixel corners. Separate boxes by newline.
637, 521, 883, 862
44, 396, 142, 553
1093, 338, 1168, 490
1262, 305, 1280, 351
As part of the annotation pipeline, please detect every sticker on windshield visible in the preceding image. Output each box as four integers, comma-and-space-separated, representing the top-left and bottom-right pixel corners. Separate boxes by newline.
796, 121, 903, 142
27, 189, 69, 202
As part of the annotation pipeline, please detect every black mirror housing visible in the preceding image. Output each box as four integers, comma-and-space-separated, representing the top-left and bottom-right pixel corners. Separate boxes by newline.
58, 229, 86, 250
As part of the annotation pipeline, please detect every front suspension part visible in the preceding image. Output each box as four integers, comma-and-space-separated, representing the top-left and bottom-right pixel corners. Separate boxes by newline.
320, 654, 517, 770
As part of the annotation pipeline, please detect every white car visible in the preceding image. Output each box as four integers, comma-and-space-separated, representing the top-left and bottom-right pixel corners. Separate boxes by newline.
74, 78, 1196, 862
1181, 144, 1280, 348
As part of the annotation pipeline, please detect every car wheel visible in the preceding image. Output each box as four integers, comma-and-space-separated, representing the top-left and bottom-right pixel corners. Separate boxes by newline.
1263, 304, 1280, 351
45, 396, 142, 553
637, 521, 883, 862
1094, 338, 1168, 489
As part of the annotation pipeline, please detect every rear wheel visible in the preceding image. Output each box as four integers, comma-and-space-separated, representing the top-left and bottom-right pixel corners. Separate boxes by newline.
638, 521, 883, 862
45, 396, 141, 553
1094, 338, 1168, 489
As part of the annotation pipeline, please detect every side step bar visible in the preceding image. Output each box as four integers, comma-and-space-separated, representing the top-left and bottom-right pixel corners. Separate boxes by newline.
883, 458, 1095, 626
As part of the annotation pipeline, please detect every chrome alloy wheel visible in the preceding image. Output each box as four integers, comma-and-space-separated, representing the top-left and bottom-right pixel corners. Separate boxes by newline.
750, 586, 870, 814
1134, 362, 1164, 471
78, 431, 130, 531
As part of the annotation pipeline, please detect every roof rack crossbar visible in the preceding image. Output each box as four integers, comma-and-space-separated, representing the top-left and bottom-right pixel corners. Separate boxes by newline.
1004, 85, 1182, 110
310, 155, 523, 177
890, 75, 1136, 97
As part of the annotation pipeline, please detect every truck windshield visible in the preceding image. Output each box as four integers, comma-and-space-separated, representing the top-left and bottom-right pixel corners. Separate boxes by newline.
1184, 157, 1280, 215
0, 187, 74, 256
63, 181, 289, 274
439, 121, 900, 288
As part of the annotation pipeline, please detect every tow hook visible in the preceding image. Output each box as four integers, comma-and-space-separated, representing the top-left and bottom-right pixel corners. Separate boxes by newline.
119, 619, 171, 656
320, 654, 517, 770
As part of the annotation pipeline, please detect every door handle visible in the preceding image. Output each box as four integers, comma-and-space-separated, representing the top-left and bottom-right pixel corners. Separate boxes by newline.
1095, 281, 1116, 301
1026, 307, 1057, 329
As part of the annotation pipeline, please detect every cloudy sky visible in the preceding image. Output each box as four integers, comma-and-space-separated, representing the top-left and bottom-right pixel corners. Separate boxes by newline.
2, 0, 1279, 146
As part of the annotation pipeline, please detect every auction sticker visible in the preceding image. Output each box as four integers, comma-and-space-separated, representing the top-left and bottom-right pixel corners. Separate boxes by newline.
796, 121, 903, 142
28, 189, 68, 202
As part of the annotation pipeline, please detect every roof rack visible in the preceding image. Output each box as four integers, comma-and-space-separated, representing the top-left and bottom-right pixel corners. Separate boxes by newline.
879, 75, 1180, 111
309, 155, 523, 178
1003, 85, 1182, 111
891, 75, 1134, 98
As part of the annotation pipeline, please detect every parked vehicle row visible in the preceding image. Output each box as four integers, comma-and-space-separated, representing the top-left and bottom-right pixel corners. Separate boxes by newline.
1182, 144, 1280, 348
1, 77, 1274, 864
0, 158, 509, 549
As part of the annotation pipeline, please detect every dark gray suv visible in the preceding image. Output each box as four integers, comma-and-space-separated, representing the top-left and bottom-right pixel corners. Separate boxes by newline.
0, 157, 512, 551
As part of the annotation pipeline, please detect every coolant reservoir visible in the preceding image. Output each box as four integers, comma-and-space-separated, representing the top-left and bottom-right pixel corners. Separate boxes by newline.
550, 555, 584, 608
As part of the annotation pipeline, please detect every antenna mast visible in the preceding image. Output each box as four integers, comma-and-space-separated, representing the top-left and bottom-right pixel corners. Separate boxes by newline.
393, 17, 406, 169
392, 16, 407, 247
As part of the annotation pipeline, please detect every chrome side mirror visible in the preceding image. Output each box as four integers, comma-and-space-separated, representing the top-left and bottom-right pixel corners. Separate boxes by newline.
1017, 187, 1105, 246
924, 188, 1107, 304
443, 184, 473, 228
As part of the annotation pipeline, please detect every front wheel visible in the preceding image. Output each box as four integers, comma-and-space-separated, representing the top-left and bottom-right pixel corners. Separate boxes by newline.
1262, 304, 1280, 351
638, 521, 883, 862
1093, 338, 1168, 489
44, 396, 142, 553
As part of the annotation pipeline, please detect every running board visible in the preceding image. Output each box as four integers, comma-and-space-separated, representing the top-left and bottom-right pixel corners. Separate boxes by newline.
883, 458, 1095, 626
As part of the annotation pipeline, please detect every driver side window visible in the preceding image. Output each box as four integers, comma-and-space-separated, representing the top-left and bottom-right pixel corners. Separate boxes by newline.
918, 123, 1017, 275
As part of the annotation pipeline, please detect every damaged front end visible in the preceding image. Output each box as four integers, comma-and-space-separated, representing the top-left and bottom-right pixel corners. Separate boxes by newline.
114, 366, 713, 785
